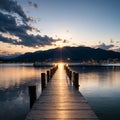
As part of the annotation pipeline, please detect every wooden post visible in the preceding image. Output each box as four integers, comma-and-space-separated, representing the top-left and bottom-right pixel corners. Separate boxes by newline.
28, 85, 37, 108
64, 65, 66, 70
73, 72, 75, 85
74, 72, 79, 89
47, 70, 50, 82
50, 69, 52, 78
69, 70, 72, 80
66, 67, 69, 75
41, 73, 46, 91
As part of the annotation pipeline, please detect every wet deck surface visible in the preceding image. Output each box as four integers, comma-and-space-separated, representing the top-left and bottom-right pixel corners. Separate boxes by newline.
25, 64, 99, 120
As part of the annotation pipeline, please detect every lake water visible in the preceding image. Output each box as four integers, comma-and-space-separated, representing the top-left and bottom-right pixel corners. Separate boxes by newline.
0, 64, 120, 120
70, 65, 120, 120
0, 63, 49, 120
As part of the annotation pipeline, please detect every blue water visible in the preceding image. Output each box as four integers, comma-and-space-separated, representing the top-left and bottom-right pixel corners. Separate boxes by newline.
0, 63, 120, 120
70, 66, 120, 120
0, 63, 49, 120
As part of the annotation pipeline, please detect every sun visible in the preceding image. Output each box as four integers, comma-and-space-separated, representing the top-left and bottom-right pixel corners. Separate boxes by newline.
59, 42, 64, 48
55, 41, 64, 48
59, 44, 63, 48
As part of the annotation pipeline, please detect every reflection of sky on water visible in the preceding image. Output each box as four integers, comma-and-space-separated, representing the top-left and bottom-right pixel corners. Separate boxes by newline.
0, 64, 49, 120
70, 66, 120, 120
1, 64, 120, 120
0, 63, 48, 89
0, 85, 29, 120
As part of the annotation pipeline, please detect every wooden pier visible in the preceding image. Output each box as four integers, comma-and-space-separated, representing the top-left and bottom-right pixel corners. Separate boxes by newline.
26, 63, 99, 120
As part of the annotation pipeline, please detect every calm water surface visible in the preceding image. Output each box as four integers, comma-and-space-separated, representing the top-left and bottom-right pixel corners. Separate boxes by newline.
1, 63, 120, 120
0, 63, 49, 120
71, 66, 120, 120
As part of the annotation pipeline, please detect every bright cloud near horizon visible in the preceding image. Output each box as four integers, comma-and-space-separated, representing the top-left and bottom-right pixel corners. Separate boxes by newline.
0, 0, 120, 56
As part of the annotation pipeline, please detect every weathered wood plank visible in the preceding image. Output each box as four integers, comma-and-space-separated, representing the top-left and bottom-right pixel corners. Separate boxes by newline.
27, 110, 98, 119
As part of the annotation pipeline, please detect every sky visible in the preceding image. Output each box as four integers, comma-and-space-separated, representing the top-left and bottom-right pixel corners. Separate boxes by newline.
0, 0, 120, 56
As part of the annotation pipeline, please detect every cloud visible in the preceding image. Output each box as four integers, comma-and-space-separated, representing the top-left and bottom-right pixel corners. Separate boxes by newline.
0, 11, 32, 33
15, 34, 60, 47
0, 12, 59, 47
0, 0, 61, 48
28, 1, 38, 8
96, 43, 114, 50
63, 39, 69, 43
0, 34, 19, 45
0, 33, 60, 47
0, 12, 16, 32
0, 51, 9, 55
0, 0, 29, 22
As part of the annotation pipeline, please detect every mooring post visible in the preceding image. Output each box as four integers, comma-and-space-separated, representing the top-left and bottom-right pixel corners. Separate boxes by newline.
41, 73, 46, 91
74, 72, 79, 89
69, 70, 72, 80
28, 85, 37, 108
50, 69, 53, 78
64, 65, 66, 69
47, 70, 50, 82
73, 72, 75, 85
56, 65, 58, 70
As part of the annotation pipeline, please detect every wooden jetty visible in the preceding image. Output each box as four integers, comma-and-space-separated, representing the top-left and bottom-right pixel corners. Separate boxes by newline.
26, 64, 99, 120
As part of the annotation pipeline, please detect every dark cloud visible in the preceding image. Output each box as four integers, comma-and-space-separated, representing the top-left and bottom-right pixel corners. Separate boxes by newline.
28, 1, 38, 8
0, 12, 59, 47
0, 12, 16, 32
0, 34, 19, 45
0, 0, 61, 48
0, 11, 32, 34
0, 33, 60, 47
96, 43, 114, 50
15, 34, 60, 47
63, 40, 69, 43
0, 11, 33, 37
0, 0, 29, 22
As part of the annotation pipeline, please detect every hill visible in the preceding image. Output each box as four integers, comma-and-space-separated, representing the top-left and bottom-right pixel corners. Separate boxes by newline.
9, 46, 120, 62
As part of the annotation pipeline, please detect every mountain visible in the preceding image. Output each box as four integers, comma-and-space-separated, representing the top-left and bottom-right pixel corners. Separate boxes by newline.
0, 53, 21, 60
9, 46, 120, 62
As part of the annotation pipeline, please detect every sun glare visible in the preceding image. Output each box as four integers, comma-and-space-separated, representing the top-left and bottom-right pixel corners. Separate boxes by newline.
58, 62, 64, 69
59, 44, 63, 48
59, 42, 64, 48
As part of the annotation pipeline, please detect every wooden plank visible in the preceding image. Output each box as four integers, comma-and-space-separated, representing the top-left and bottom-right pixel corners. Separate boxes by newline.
26, 111, 98, 119
25, 64, 99, 120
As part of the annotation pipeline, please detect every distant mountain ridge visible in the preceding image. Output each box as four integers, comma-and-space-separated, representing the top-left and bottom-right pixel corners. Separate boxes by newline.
0, 54, 21, 60
9, 46, 120, 62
